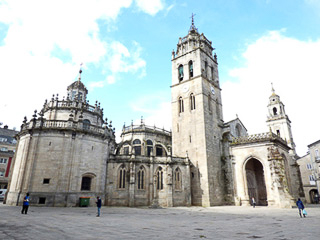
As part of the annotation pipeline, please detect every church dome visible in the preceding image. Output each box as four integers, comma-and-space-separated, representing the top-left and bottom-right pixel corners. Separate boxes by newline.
67, 79, 88, 94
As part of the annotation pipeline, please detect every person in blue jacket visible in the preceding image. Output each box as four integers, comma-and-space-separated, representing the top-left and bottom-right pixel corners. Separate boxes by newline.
296, 198, 306, 218
21, 193, 30, 214
96, 196, 102, 217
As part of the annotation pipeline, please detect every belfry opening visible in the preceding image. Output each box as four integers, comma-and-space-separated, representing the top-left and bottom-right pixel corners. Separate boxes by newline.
245, 158, 268, 206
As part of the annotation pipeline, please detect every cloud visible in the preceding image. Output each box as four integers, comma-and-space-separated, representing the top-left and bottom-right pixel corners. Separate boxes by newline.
222, 30, 320, 155
164, 4, 175, 16
88, 81, 105, 90
97, 41, 146, 85
130, 92, 171, 130
0, 0, 157, 129
305, 0, 320, 7
106, 75, 116, 84
135, 0, 164, 15
109, 41, 146, 76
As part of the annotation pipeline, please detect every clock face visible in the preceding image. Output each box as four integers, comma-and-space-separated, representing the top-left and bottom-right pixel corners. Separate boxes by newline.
210, 86, 215, 95
182, 84, 189, 93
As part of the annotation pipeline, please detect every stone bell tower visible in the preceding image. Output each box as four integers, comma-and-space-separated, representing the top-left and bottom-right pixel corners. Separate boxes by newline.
171, 16, 224, 206
266, 85, 296, 155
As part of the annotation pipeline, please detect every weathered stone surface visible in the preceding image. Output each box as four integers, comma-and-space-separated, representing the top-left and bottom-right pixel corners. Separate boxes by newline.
1, 204, 319, 240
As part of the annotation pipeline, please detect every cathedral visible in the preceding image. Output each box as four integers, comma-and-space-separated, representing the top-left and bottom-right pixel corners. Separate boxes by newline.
6, 20, 304, 208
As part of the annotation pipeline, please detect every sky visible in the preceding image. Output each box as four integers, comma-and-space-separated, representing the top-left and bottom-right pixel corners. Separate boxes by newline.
0, 0, 320, 156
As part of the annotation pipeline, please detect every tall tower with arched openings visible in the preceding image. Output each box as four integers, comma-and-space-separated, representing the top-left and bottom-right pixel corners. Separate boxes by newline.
266, 85, 296, 154
171, 16, 224, 206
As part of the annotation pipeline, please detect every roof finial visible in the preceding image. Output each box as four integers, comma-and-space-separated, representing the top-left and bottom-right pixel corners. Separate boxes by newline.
189, 13, 198, 32
78, 63, 83, 82
271, 82, 275, 93
191, 13, 195, 26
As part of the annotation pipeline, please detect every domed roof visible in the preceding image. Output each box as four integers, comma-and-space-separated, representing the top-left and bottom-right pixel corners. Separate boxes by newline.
67, 80, 88, 94
67, 69, 88, 94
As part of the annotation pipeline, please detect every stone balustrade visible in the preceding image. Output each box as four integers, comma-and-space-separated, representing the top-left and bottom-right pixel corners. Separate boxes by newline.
122, 124, 171, 136
20, 119, 112, 136
43, 100, 102, 116
231, 132, 287, 146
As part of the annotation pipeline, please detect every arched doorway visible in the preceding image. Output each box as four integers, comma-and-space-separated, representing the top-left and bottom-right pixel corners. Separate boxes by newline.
309, 189, 319, 204
245, 158, 268, 206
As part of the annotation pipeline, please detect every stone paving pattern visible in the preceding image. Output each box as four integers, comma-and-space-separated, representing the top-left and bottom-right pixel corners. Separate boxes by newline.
1, 203, 320, 239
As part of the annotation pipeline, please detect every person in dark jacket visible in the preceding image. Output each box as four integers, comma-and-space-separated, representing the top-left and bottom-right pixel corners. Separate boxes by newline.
296, 198, 306, 218
21, 193, 30, 214
96, 196, 102, 217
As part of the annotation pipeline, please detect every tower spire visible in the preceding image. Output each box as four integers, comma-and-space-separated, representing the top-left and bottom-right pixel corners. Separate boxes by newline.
78, 63, 83, 83
189, 13, 198, 32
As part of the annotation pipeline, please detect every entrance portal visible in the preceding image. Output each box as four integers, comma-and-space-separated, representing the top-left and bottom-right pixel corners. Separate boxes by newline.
245, 158, 268, 206
309, 189, 319, 204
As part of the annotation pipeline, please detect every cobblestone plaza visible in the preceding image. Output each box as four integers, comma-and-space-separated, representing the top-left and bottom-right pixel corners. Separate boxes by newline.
1, 204, 319, 239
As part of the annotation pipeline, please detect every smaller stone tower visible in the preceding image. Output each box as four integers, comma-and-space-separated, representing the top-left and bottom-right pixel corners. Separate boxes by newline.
67, 68, 88, 102
266, 85, 296, 154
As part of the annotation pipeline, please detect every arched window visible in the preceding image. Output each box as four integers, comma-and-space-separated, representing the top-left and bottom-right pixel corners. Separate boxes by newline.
137, 166, 145, 190
81, 176, 92, 191
156, 167, 164, 190
156, 146, 163, 156
133, 139, 141, 156
78, 92, 83, 101
236, 124, 241, 137
178, 65, 184, 81
204, 61, 208, 77
83, 119, 90, 130
155, 145, 167, 157
179, 97, 184, 113
190, 93, 196, 110
188, 61, 193, 78
146, 140, 153, 157
118, 165, 126, 189
123, 143, 129, 155
175, 168, 182, 190
211, 66, 214, 80
273, 107, 277, 116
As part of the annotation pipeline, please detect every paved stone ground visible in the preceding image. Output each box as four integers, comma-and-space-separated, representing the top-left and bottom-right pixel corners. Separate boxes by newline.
1, 202, 320, 240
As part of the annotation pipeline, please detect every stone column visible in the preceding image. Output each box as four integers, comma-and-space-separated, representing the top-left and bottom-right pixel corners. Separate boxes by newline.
129, 161, 135, 207
148, 158, 154, 205
185, 159, 192, 206
166, 164, 173, 207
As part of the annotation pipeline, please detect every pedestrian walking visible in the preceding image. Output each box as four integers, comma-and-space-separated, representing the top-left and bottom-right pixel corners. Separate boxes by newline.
96, 196, 102, 217
21, 193, 30, 214
251, 197, 256, 208
296, 198, 306, 218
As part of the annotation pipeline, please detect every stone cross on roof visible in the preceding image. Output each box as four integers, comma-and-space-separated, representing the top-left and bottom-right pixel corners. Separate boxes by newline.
189, 13, 198, 32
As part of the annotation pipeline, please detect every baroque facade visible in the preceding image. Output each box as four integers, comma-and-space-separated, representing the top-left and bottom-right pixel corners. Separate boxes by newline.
6, 21, 304, 208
